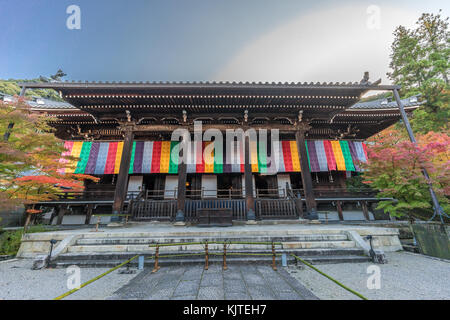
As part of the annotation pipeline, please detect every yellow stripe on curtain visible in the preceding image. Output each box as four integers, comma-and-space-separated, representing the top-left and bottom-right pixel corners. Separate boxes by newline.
290, 141, 301, 172
330, 141, 346, 171
114, 142, 124, 174
204, 142, 215, 173
250, 140, 259, 172
66, 141, 83, 173
159, 141, 171, 173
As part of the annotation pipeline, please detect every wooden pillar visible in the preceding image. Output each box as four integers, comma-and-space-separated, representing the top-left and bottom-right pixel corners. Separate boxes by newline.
112, 127, 134, 217
336, 201, 344, 221
56, 205, 68, 225
85, 204, 94, 224
176, 138, 187, 222
361, 201, 370, 221
49, 207, 57, 225
295, 130, 317, 219
294, 194, 304, 218
244, 135, 255, 220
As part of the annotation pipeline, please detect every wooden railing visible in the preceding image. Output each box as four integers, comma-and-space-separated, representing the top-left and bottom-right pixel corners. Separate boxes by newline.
130, 198, 247, 221
131, 199, 177, 221
185, 199, 247, 221
255, 198, 298, 219
293, 188, 377, 199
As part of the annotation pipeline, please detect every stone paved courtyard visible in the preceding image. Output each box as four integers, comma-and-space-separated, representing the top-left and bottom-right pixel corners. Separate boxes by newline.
109, 264, 318, 300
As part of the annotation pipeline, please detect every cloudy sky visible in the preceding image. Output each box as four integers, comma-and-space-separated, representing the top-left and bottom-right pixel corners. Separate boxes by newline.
1, 0, 448, 84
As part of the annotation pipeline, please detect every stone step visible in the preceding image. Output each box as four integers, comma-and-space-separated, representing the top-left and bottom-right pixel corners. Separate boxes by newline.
56, 248, 365, 262
52, 253, 370, 268
66, 240, 356, 253
73, 228, 346, 240
295, 255, 371, 264
75, 234, 349, 245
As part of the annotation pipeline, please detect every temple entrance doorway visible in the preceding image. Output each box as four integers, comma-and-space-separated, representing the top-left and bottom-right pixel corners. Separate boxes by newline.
255, 174, 277, 197
217, 174, 242, 198
186, 174, 201, 199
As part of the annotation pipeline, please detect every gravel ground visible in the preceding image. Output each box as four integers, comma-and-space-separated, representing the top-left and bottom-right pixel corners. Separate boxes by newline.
0, 259, 140, 300
287, 252, 450, 300
1, 252, 448, 300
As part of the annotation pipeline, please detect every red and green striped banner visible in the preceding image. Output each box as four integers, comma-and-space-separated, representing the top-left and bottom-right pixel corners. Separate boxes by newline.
59, 139, 368, 174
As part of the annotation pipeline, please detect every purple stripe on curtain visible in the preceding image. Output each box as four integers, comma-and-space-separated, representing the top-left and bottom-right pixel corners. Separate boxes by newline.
133, 141, 145, 173
84, 142, 100, 174
347, 141, 360, 171
307, 141, 320, 172
266, 141, 277, 174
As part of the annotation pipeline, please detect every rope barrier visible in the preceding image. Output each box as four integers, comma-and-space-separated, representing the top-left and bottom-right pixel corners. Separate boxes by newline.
53, 241, 366, 300
148, 241, 283, 247
290, 254, 368, 300
54, 255, 139, 300
147, 252, 282, 259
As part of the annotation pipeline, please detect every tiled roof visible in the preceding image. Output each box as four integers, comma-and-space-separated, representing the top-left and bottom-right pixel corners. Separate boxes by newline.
349, 94, 423, 110
19, 80, 400, 91
27, 98, 76, 109
3, 89, 422, 111
21, 80, 375, 86
0, 92, 76, 110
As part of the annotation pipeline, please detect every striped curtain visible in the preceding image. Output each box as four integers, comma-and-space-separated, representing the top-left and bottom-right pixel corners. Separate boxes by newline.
58, 139, 368, 174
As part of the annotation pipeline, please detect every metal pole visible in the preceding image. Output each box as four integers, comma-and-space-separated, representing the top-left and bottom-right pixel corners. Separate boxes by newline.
392, 89, 447, 223
152, 244, 160, 273
204, 241, 209, 270
271, 241, 277, 271
223, 242, 227, 270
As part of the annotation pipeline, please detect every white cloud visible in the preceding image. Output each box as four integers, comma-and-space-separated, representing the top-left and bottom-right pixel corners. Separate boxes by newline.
213, 4, 420, 84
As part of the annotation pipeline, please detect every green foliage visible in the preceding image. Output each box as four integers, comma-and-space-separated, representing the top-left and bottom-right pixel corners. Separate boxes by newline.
362, 128, 450, 220
0, 225, 55, 256
345, 174, 373, 193
388, 11, 449, 133
0, 79, 63, 101
0, 98, 97, 211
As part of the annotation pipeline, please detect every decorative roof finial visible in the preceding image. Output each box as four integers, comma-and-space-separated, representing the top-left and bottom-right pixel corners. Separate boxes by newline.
360, 71, 370, 85
298, 110, 303, 122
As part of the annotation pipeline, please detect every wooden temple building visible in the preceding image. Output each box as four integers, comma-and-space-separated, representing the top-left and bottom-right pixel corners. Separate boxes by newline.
16, 78, 422, 224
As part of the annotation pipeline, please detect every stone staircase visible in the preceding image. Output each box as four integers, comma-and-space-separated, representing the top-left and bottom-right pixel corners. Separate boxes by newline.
50, 231, 371, 268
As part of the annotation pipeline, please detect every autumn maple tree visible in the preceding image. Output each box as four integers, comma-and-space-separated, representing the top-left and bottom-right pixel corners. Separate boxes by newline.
361, 127, 450, 220
0, 96, 97, 229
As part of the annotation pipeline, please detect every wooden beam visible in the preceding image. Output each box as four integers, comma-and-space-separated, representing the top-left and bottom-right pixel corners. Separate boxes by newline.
295, 130, 317, 218
132, 123, 299, 133
112, 127, 134, 217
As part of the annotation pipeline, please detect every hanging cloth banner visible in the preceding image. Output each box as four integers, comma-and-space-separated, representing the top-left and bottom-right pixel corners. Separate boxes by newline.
339, 141, 356, 172
104, 142, 118, 174
57, 141, 74, 174
314, 140, 329, 172
59, 139, 368, 174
